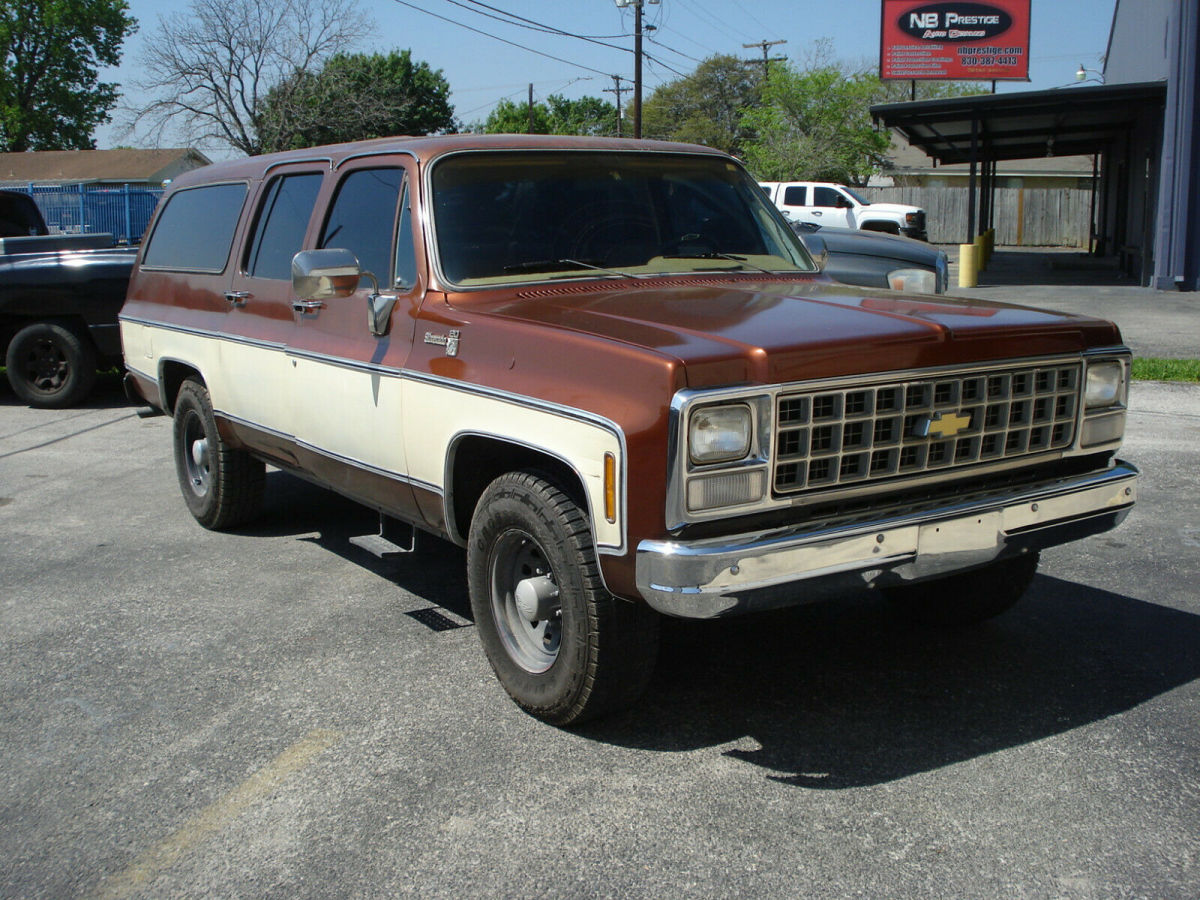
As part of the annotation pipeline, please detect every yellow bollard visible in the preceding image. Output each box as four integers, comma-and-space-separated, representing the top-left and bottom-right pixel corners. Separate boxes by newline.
974, 234, 987, 271
958, 242, 979, 287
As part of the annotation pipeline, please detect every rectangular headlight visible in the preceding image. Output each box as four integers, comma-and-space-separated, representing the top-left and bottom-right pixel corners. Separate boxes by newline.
689, 404, 753, 464
1085, 361, 1126, 409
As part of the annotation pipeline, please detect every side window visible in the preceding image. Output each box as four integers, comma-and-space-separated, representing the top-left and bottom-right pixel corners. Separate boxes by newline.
393, 181, 417, 289
320, 168, 405, 286
812, 187, 841, 208
141, 183, 247, 272
245, 173, 323, 280
782, 185, 806, 206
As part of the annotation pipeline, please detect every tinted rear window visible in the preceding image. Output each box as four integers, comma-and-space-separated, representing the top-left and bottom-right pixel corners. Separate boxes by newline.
142, 183, 247, 271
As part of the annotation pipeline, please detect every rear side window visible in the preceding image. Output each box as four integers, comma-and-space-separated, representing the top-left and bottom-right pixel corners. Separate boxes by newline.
812, 186, 842, 207
142, 183, 247, 271
245, 173, 323, 280
320, 168, 405, 285
782, 185, 805, 206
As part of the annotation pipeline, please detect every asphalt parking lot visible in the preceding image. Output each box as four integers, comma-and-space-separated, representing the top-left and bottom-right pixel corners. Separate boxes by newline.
2, 356, 1199, 897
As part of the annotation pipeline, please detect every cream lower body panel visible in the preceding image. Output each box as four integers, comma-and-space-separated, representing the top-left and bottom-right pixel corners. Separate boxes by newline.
120, 319, 625, 550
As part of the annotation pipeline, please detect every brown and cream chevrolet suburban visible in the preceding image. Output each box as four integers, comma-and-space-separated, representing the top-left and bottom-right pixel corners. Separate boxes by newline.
120, 135, 1137, 724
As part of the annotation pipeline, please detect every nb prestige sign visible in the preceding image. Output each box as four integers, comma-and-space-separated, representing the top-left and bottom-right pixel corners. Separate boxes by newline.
880, 0, 1031, 81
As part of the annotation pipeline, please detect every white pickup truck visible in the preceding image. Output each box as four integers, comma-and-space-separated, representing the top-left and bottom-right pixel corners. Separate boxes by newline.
759, 181, 927, 241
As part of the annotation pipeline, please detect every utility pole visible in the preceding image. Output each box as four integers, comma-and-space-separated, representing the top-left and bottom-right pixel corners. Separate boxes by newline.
604, 75, 630, 138
743, 39, 787, 79
527, 83, 534, 134
615, 0, 658, 139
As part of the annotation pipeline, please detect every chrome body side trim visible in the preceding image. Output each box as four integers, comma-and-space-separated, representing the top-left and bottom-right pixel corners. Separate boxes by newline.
637, 460, 1138, 618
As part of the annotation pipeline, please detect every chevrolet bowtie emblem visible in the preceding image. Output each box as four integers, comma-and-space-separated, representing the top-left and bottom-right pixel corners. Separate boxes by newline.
920, 411, 972, 439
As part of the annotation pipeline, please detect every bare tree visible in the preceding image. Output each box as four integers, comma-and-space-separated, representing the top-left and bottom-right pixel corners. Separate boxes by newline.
127, 0, 370, 156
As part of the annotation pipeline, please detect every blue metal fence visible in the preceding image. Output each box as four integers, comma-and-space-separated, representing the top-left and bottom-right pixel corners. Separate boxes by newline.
1, 182, 164, 244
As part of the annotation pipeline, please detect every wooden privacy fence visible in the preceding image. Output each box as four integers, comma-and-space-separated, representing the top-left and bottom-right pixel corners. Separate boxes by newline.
859, 185, 1094, 247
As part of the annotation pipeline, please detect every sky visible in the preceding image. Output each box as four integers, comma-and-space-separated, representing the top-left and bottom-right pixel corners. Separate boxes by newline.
96, 0, 1118, 157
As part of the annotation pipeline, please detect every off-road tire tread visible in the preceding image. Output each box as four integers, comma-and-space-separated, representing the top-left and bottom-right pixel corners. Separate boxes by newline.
468, 470, 658, 726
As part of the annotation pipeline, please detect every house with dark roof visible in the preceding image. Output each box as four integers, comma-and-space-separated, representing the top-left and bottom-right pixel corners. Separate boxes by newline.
0, 148, 210, 187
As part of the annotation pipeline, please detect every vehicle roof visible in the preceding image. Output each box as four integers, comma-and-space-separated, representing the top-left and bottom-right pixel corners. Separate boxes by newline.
167, 134, 732, 190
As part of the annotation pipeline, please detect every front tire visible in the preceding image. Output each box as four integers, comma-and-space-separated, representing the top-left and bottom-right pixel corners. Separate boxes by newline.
467, 470, 658, 725
172, 378, 264, 530
5, 322, 97, 408
884, 552, 1040, 626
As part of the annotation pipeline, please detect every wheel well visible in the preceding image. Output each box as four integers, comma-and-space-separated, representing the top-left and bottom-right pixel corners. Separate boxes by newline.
0, 315, 93, 356
860, 221, 901, 234
448, 436, 588, 544
159, 361, 203, 413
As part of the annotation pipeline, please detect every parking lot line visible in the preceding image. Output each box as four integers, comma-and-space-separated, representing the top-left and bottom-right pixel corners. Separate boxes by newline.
95, 728, 342, 900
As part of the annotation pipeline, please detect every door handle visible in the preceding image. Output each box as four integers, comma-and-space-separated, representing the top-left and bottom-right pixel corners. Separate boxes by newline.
292, 299, 325, 312
224, 290, 251, 306
812, 211, 823, 216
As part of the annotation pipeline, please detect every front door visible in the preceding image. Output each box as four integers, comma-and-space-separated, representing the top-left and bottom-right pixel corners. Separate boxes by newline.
285, 158, 424, 518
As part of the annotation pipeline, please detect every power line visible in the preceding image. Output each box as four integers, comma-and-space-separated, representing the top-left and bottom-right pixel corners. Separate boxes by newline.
459, 0, 631, 42
386, 0, 615, 78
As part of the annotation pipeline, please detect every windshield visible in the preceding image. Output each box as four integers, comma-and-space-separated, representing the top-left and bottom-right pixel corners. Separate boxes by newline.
431, 151, 815, 286
842, 186, 870, 206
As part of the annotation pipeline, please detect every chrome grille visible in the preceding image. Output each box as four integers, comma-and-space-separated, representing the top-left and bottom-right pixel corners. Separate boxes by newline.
773, 362, 1080, 495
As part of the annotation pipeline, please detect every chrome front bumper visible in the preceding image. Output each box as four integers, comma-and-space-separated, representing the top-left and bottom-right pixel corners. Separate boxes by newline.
636, 460, 1138, 618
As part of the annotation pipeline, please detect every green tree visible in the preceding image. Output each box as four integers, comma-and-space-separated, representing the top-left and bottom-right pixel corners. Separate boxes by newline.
259, 50, 456, 152
0, 0, 136, 151
479, 94, 617, 137
641, 54, 761, 156
741, 63, 892, 184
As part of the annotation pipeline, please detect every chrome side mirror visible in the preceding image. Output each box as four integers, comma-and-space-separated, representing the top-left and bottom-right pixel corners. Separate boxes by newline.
292, 248, 361, 301
804, 234, 829, 272
292, 248, 396, 336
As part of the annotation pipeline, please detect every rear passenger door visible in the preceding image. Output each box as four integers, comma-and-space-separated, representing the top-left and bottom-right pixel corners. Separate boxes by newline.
222, 164, 325, 444
285, 158, 424, 516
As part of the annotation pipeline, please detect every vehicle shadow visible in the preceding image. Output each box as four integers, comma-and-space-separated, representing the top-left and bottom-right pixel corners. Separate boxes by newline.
234, 471, 1199, 789
237, 470, 472, 619
580, 577, 1200, 788
954, 249, 1136, 288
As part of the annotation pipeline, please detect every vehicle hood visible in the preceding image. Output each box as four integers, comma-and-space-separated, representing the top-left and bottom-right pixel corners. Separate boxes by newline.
801, 227, 937, 266
466, 277, 1122, 388
861, 201, 921, 215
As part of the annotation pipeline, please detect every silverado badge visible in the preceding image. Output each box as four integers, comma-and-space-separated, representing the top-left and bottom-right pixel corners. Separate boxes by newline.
424, 329, 461, 357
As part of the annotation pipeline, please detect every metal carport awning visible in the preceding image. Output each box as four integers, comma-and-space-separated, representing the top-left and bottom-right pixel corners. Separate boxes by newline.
870, 82, 1165, 165
870, 82, 1168, 247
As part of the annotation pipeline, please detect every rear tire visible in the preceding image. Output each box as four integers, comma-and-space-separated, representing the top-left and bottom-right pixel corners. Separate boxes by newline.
172, 378, 264, 530
884, 552, 1040, 626
467, 470, 659, 725
5, 322, 97, 408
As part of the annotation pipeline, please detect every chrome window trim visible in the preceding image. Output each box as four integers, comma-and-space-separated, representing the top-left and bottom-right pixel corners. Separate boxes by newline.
420, 146, 814, 293
135, 180, 252, 275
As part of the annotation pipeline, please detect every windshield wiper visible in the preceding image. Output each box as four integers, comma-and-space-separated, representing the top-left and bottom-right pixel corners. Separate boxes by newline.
661, 251, 775, 275
503, 258, 635, 278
